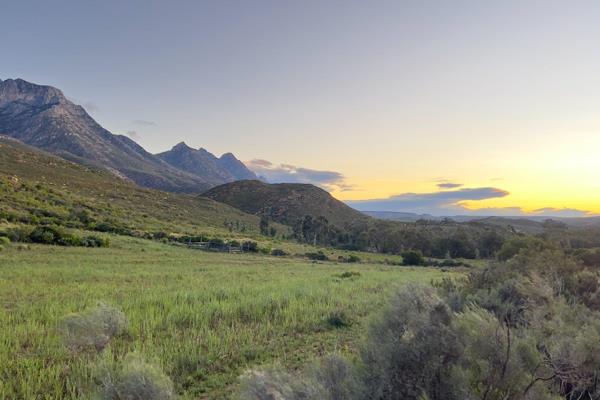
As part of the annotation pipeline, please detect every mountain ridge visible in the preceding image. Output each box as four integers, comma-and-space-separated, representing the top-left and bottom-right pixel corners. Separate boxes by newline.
0, 78, 252, 193
156, 141, 256, 184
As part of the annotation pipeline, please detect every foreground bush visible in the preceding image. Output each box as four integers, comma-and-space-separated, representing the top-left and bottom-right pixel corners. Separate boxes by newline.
59, 303, 128, 353
240, 249, 600, 400
239, 355, 358, 400
93, 353, 175, 400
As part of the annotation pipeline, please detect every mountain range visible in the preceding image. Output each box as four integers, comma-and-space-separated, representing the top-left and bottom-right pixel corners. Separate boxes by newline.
157, 141, 256, 185
0, 78, 255, 193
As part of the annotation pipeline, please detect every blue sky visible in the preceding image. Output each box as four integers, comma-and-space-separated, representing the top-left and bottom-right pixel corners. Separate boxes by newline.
2, 0, 600, 215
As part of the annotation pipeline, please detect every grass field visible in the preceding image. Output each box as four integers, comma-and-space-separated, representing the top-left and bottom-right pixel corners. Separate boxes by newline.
0, 235, 449, 399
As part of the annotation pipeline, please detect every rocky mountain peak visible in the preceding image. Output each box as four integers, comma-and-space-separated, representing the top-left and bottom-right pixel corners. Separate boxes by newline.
0, 78, 67, 108
172, 141, 193, 151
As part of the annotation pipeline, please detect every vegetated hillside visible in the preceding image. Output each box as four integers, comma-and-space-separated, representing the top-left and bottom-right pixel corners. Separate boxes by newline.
202, 179, 370, 228
0, 136, 266, 236
0, 78, 250, 193
156, 141, 256, 183
202, 180, 521, 258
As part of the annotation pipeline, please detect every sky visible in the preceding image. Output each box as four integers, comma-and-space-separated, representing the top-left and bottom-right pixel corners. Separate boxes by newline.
2, 0, 600, 216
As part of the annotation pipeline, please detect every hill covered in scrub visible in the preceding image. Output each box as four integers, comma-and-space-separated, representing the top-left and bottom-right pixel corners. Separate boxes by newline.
0, 136, 268, 237
202, 180, 370, 228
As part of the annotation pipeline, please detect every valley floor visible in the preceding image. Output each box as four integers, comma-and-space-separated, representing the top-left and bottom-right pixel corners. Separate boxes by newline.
0, 236, 448, 399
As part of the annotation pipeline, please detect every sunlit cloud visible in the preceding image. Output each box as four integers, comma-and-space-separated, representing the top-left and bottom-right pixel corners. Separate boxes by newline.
245, 159, 354, 191
437, 182, 463, 189
347, 186, 595, 217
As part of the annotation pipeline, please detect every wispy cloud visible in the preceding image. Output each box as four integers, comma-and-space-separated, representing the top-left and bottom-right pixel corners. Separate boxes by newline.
126, 130, 140, 139
132, 119, 157, 126
245, 159, 354, 191
437, 182, 463, 189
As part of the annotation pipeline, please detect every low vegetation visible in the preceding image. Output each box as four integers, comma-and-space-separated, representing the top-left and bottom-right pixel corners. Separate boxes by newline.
0, 235, 446, 399
240, 244, 600, 400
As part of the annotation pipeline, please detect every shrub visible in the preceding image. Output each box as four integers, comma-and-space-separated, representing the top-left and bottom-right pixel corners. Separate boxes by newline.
93, 353, 175, 400
346, 254, 360, 263
59, 303, 128, 353
81, 235, 109, 248
496, 236, 550, 261
306, 251, 328, 261
239, 368, 323, 400
338, 271, 361, 279
338, 254, 361, 263
259, 247, 271, 255
271, 249, 288, 256
0, 236, 10, 245
242, 241, 258, 252
3, 225, 33, 243
325, 309, 351, 328
401, 249, 425, 266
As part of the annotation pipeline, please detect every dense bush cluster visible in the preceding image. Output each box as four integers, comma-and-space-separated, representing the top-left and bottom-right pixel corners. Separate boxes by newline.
306, 251, 328, 261
0, 225, 109, 247
290, 215, 511, 259
240, 246, 600, 400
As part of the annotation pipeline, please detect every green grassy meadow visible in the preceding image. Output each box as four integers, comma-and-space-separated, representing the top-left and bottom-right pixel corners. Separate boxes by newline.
0, 235, 448, 399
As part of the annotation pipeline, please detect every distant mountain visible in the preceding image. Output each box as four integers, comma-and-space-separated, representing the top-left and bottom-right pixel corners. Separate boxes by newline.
365, 210, 600, 231
0, 78, 250, 193
202, 180, 369, 228
156, 142, 256, 184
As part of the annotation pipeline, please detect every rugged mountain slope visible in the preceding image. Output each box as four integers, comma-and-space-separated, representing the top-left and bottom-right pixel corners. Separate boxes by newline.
202, 180, 369, 227
156, 142, 256, 184
0, 136, 264, 235
0, 78, 248, 193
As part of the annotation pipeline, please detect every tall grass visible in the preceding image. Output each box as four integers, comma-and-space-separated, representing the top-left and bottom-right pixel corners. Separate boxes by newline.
0, 236, 447, 399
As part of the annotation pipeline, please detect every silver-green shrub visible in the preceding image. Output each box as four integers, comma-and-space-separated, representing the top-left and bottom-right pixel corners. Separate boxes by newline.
59, 303, 128, 353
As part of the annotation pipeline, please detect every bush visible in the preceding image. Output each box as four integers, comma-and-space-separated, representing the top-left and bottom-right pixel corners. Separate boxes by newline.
0, 236, 10, 245
59, 303, 128, 353
81, 235, 109, 248
238, 355, 360, 400
338, 254, 361, 263
306, 251, 328, 261
496, 236, 550, 261
3, 225, 33, 243
93, 353, 175, 400
338, 271, 361, 279
271, 249, 288, 256
325, 309, 351, 328
242, 241, 258, 252
238, 368, 323, 400
401, 249, 425, 266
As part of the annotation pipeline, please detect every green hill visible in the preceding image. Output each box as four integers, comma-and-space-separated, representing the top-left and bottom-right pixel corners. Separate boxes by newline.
202, 180, 370, 228
0, 136, 267, 237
